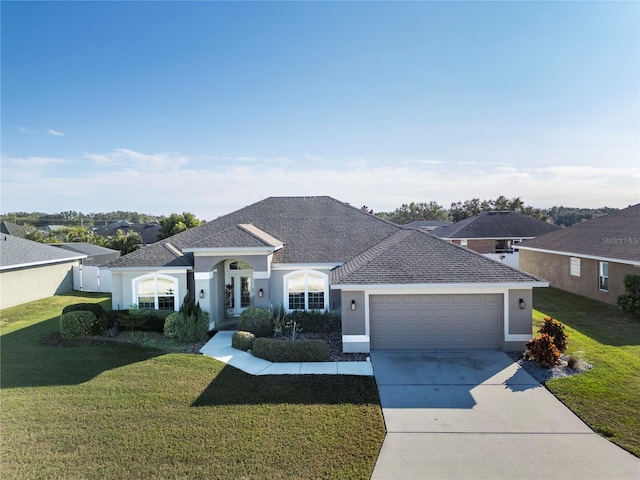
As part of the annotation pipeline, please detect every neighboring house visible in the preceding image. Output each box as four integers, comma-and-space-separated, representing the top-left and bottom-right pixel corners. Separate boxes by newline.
518, 204, 640, 305
404, 220, 452, 231
107, 196, 547, 353
430, 211, 561, 268
51, 243, 121, 266
0, 220, 34, 238
93, 221, 161, 245
0, 235, 86, 309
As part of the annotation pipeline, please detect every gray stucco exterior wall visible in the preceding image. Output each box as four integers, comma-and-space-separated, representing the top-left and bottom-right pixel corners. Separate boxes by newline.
0, 260, 80, 309
341, 291, 366, 335
507, 289, 533, 336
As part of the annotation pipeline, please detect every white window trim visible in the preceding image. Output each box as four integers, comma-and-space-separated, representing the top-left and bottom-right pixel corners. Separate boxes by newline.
283, 270, 329, 311
132, 273, 180, 311
598, 261, 609, 292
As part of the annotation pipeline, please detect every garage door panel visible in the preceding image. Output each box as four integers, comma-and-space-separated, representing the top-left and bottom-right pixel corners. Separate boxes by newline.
370, 294, 502, 350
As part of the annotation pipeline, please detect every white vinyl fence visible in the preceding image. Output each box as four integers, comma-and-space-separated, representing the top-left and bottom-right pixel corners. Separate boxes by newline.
483, 252, 520, 269
72, 265, 113, 293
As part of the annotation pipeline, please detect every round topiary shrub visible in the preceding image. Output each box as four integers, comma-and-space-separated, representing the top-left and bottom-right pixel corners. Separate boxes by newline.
62, 303, 105, 319
232, 331, 256, 351
163, 312, 180, 338
238, 307, 273, 337
60, 311, 98, 339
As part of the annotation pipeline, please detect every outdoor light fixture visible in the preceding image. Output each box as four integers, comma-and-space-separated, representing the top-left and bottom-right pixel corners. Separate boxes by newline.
351, 300, 356, 311
259, 288, 264, 298
519, 298, 525, 309
199, 289, 205, 299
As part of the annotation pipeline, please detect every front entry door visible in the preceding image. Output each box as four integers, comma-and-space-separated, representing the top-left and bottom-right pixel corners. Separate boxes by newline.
225, 260, 253, 317
227, 274, 252, 316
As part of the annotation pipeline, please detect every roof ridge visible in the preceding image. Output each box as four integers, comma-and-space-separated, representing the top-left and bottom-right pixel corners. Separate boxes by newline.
237, 223, 284, 248
162, 242, 184, 257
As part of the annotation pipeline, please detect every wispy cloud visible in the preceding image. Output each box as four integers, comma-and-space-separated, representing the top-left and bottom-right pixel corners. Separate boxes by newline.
83, 148, 188, 171
2, 158, 637, 218
4, 155, 67, 167
17, 126, 35, 134
48, 129, 65, 136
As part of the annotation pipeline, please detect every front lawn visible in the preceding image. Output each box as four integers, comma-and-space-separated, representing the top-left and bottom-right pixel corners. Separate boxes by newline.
1, 293, 385, 479
533, 287, 640, 457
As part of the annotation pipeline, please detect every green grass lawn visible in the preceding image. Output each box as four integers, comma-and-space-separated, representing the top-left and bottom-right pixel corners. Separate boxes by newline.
1, 293, 385, 479
533, 287, 640, 457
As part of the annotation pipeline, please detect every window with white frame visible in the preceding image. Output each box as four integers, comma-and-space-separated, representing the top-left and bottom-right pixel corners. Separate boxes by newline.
133, 274, 178, 310
284, 270, 328, 311
598, 262, 608, 292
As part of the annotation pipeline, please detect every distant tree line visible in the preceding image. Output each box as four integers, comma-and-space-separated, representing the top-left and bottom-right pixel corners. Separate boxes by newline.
5, 211, 203, 255
0, 210, 160, 228
366, 196, 618, 226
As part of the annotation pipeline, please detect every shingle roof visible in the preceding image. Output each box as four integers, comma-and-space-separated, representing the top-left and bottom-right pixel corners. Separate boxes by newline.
518, 204, 640, 264
431, 211, 560, 239
0, 235, 86, 270
0, 221, 33, 238
52, 242, 120, 256
107, 196, 400, 268
331, 228, 544, 285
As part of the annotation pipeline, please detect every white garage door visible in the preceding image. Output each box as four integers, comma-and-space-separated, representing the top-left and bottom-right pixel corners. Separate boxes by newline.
370, 294, 502, 350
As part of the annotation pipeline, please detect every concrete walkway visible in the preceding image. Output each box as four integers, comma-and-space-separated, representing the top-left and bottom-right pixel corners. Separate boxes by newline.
370, 350, 640, 480
199, 331, 373, 376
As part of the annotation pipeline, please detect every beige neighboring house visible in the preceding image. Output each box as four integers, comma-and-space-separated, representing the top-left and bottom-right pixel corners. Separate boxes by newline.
0, 235, 86, 309
518, 204, 640, 305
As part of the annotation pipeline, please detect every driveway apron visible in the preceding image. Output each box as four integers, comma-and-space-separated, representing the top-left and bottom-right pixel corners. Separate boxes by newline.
370, 351, 639, 480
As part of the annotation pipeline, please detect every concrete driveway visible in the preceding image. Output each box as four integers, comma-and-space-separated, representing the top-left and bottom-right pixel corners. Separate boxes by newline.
370, 350, 639, 480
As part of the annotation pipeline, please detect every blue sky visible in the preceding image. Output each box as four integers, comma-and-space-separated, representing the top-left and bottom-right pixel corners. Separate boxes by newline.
2, 1, 638, 220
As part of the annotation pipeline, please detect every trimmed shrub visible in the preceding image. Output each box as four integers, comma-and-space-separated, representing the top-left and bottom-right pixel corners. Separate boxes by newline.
163, 312, 180, 338
232, 331, 255, 351
526, 333, 561, 367
252, 338, 330, 362
238, 307, 273, 337
62, 303, 107, 334
119, 309, 171, 333
60, 311, 98, 339
285, 309, 341, 333
62, 303, 105, 319
618, 274, 640, 316
538, 317, 568, 353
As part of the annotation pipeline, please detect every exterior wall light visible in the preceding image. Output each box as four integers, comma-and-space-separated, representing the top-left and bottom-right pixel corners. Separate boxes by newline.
351, 300, 356, 311
259, 288, 264, 298
519, 298, 525, 309
199, 289, 205, 299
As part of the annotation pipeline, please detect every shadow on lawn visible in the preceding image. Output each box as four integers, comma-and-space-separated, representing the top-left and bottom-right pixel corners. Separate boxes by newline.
191, 364, 381, 407
1, 316, 163, 389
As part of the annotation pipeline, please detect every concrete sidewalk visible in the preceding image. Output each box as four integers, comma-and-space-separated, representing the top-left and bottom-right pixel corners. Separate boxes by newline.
370, 351, 640, 480
199, 331, 373, 376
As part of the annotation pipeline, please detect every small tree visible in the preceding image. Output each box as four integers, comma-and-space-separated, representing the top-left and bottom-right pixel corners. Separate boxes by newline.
157, 212, 201, 240
173, 293, 208, 342
618, 274, 640, 317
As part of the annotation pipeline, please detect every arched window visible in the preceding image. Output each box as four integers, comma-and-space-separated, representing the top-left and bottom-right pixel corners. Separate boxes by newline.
283, 270, 328, 311
132, 274, 179, 311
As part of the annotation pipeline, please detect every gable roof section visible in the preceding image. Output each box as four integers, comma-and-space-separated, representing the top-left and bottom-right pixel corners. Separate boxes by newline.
518, 204, 640, 264
431, 211, 560, 239
52, 242, 120, 256
0, 221, 33, 238
331, 229, 545, 286
0, 235, 86, 271
108, 196, 400, 268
